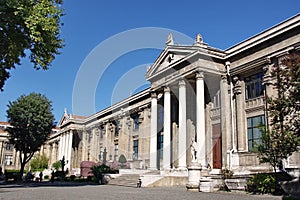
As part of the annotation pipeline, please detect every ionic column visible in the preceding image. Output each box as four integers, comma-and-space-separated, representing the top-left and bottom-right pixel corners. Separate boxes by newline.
63, 133, 67, 159
149, 92, 158, 170
58, 135, 62, 159
178, 79, 187, 169
220, 74, 231, 167
51, 143, 56, 166
233, 76, 246, 151
67, 130, 73, 169
60, 133, 65, 159
64, 133, 69, 167
163, 86, 171, 169
196, 72, 206, 166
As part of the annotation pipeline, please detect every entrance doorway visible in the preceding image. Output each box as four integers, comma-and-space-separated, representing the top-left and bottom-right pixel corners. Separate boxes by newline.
212, 124, 222, 169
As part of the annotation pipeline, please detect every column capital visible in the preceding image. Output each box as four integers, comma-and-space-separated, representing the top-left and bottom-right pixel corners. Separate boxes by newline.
233, 76, 242, 95
196, 71, 204, 80
178, 79, 186, 87
164, 86, 170, 93
262, 63, 272, 86
221, 73, 227, 81
151, 92, 157, 98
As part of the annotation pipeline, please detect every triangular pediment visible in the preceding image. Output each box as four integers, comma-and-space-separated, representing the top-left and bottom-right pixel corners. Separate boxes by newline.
58, 109, 70, 126
146, 46, 195, 81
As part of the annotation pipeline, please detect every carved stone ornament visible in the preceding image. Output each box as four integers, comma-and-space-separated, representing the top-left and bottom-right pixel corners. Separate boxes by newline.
194, 33, 203, 46
233, 76, 242, 95
166, 33, 174, 45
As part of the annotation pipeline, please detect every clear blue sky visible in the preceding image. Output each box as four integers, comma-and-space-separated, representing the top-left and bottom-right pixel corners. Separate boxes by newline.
0, 0, 299, 123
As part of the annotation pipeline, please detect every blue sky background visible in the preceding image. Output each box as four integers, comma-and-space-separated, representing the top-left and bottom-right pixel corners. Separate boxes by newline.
0, 0, 299, 123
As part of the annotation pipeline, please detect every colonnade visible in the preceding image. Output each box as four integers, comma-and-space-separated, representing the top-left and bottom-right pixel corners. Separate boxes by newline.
149, 71, 206, 170
58, 130, 73, 170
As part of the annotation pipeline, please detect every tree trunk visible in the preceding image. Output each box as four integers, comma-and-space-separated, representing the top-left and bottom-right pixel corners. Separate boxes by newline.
19, 152, 27, 181
19, 161, 26, 181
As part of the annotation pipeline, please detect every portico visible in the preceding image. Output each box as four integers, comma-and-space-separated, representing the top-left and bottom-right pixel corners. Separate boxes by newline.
58, 130, 73, 170
146, 34, 224, 171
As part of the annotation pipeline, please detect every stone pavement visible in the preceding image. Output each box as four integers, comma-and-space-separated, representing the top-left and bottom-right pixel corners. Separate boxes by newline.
0, 182, 283, 200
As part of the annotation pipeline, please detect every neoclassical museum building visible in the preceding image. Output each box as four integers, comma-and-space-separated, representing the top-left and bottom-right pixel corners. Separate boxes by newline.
1, 14, 299, 181
49, 13, 300, 175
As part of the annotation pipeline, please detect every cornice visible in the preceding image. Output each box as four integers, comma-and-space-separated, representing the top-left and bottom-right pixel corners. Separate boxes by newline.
225, 13, 300, 58
230, 57, 271, 75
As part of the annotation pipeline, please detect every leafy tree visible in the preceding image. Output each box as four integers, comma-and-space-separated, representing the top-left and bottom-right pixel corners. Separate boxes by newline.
6, 93, 55, 179
257, 53, 300, 179
257, 128, 299, 173
30, 153, 49, 171
0, 0, 64, 91
118, 154, 127, 168
52, 160, 62, 171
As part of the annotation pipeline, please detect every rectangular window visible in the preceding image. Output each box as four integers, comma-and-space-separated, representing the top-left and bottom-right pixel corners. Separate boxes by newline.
247, 115, 265, 151
133, 114, 139, 130
100, 126, 104, 139
6, 143, 13, 151
212, 91, 220, 108
245, 72, 265, 100
114, 121, 119, 137
114, 144, 118, 161
133, 140, 138, 160
5, 154, 13, 166
99, 146, 103, 161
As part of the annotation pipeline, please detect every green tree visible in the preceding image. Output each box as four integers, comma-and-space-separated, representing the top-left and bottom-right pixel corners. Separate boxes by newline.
52, 160, 61, 170
257, 53, 300, 177
118, 154, 127, 168
30, 153, 49, 171
6, 93, 55, 179
0, 0, 64, 91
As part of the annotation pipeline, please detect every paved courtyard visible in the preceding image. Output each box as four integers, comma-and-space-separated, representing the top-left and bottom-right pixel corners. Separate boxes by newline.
0, 183, 283, 200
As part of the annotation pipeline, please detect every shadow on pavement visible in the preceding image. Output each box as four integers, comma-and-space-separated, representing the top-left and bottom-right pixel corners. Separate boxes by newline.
0, 181, 100, 188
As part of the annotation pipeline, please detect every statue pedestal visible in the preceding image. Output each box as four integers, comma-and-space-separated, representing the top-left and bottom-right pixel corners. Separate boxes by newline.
199, 177, 213, 192
186, 161, 202, 192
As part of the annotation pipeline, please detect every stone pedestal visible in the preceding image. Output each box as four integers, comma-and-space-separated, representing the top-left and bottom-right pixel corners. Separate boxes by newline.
199, 177, 213, 192
186, 161, 202, 192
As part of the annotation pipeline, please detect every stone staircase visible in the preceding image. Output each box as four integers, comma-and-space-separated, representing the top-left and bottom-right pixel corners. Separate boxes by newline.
144, 170, 160, 175
107, 174, 140, 188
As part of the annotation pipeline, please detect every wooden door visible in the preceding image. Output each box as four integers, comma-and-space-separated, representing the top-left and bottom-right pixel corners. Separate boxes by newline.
212, 124, 222, 169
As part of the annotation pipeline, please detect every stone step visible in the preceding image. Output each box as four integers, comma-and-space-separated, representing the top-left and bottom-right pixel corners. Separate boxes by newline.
144, 170, 160, 175
108, 174, 140, 187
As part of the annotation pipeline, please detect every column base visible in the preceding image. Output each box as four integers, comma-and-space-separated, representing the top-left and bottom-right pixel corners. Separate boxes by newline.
186, 183, 200, 192
148, 167, 158, 171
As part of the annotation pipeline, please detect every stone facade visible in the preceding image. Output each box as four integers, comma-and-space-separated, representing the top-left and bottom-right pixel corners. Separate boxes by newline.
1, 15, 300, 177
51, 14, 300, 175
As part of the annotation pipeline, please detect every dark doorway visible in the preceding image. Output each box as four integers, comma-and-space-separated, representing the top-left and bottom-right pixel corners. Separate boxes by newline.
212, 123, 222, 169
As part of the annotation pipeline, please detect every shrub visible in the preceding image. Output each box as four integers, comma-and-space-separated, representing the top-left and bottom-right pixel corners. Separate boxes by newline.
52, 160, 62, 171
221, 168, 233, 179
30, 154, 49, 171
118, 154, 127, 168
246, 173, 276, 194
70, 175, 76, 181
90, 164, 111, 184
44, 175, 49, 180
4, 170, 22, 182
